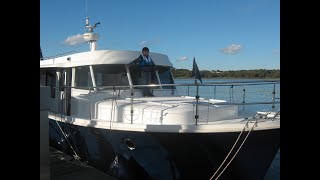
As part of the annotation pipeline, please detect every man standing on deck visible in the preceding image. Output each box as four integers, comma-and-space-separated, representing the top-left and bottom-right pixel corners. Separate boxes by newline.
130, 47, 155, 96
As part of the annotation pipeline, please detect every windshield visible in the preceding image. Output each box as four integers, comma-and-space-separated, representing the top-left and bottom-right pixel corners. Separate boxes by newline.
157, 66, 175, 89
129, 65, 175, 88
93, 64, 129, 87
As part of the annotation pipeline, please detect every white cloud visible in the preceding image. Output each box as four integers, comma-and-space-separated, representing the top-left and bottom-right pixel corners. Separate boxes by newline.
176, 56, 188, 62
140, 40, 150, 46
64, 34, 85, 46
220, 44, 243, 55
139, 38, 162, 47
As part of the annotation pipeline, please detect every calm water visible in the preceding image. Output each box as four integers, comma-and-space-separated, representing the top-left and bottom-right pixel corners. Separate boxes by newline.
174, 78, 280, 112
174, 78, 280, 180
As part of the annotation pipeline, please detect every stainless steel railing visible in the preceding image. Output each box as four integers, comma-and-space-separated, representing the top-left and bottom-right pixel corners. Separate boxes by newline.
56, 80, 280, 125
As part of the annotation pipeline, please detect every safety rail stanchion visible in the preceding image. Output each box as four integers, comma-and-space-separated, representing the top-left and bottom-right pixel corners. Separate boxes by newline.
130, 86, 134, 124
272, 83, 276, 111
110, 86, 116, 125
242, 86, 246, 111
89, 88, 92, 120
195, 84, 199, 125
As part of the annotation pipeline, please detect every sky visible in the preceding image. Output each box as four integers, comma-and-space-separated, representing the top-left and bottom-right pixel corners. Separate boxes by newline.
40, 0, 279, 71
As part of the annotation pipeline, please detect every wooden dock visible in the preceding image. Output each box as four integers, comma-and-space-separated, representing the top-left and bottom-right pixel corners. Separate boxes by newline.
50, 148, 117, 180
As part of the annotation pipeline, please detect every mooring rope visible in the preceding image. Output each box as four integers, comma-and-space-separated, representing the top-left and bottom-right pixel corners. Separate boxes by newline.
209, 119, 249, 180
55, 119, 81, 161
209, 119, 257, 180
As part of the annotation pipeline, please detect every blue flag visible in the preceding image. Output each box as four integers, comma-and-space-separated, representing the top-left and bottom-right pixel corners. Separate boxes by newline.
192, 57, 202, 83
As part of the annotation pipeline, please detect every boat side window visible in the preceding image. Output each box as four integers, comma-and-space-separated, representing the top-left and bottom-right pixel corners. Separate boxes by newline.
58, 68, 71, 91
93, 64, 129, 87
58, 69, 64, 91
74, 66, 93, 89
45, 69, 56, 98
40, 69, 46, 86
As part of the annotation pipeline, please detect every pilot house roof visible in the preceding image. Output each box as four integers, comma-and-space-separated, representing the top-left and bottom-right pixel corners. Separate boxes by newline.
40, 50, 173, 68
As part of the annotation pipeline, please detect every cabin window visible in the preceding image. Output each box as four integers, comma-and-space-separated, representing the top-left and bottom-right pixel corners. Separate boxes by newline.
74, 66, 93, 89
158, 67, 174, 84
92, 65, 129, 87
157, 66, 175, 90
45, 69, 56, 98
40, 68, 65, 98
58, 68, 72, 91
58, 69, 65, 91
129, 66, 159, 86
40, 69, 46, 86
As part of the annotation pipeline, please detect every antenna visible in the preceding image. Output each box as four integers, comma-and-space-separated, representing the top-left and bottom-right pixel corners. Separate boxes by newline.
85, 17, 100, 32
83, 17, 100, 51
83, 0, 101, 51
86, 17, 89, 27
86, 0, 88, 16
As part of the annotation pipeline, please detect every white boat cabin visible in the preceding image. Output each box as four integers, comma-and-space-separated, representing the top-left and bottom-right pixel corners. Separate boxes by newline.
40, 50, 239, 126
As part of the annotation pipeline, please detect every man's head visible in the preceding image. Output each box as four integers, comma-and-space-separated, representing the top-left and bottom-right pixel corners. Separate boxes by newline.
142, 47, 149, 56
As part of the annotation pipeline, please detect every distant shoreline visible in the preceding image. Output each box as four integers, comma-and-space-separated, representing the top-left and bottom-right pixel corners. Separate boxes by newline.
172, 69, 280, 79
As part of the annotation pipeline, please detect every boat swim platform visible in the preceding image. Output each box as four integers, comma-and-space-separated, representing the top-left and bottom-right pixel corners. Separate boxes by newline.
50, 147, 117, 180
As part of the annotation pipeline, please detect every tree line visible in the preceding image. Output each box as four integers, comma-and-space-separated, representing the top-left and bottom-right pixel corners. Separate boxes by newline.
171, 69, 280, 79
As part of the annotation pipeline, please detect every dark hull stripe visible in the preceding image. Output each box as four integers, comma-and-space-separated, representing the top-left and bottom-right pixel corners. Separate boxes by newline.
49, 119, 280, 180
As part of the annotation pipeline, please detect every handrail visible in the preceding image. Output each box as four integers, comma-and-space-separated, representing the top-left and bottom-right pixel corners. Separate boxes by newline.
52, 80, 279, 125
199, 101, 280, 106
56, 80, 280, 90
42, 51, 77, 60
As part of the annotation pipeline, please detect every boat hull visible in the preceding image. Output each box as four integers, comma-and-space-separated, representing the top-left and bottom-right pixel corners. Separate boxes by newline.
49, 119, 280, 180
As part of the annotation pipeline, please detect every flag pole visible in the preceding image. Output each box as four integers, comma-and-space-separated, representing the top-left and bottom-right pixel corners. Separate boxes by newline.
194, 57, 197, 84
193, 57, 199, 125
194, 72, 197, 84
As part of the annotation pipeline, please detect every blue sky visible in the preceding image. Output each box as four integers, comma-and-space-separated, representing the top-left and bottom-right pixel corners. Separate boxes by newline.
40, 0, 279, 70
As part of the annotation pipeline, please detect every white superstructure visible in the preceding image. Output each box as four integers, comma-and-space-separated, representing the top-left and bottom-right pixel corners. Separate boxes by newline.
40, 17, 279, 133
